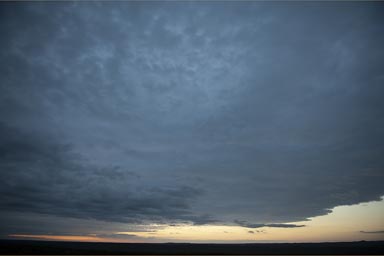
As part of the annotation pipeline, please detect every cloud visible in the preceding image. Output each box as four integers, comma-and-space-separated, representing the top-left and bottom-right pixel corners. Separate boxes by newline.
248, 230, 266, 234
234, 220, 305, 229
0, 121, 212, 233
0, 2, 383, 236
360, 230, 384, 234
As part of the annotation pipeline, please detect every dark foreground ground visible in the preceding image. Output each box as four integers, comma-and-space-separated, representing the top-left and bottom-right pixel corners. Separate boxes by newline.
0, 239, 383, 255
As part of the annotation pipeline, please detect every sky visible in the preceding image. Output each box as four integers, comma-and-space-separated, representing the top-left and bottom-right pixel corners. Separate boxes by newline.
0, 1, 383, 243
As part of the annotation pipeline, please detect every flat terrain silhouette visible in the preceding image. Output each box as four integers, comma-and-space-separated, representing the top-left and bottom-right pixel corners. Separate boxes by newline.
1, 239, 383, 255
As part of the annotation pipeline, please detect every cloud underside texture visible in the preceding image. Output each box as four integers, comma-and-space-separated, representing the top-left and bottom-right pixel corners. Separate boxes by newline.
0, 2, 383, 234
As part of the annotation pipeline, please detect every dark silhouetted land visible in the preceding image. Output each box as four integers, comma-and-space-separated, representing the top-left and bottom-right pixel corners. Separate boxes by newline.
0, 239, 383, 255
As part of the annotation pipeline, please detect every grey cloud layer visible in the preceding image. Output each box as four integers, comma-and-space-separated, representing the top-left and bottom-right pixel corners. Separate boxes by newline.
0, 122, 210, 226
0, 2, 383, 235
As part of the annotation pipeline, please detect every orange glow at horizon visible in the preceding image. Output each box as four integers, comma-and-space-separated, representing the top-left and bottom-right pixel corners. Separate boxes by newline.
8, 234, 141, 243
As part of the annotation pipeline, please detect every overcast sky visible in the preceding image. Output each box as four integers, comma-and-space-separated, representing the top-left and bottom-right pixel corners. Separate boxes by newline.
0, 1, 383, 242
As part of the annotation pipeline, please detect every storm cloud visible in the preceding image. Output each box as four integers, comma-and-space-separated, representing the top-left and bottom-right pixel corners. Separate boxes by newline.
0, 121, 210, 225
0, 2, 383, 236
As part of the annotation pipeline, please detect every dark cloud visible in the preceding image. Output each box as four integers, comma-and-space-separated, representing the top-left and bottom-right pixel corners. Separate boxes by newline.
0, 2, 383, 235
235, 220, 305, 229
0, 121, 210, 235
248, 230, 267, 235
360, 231, 384, 234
